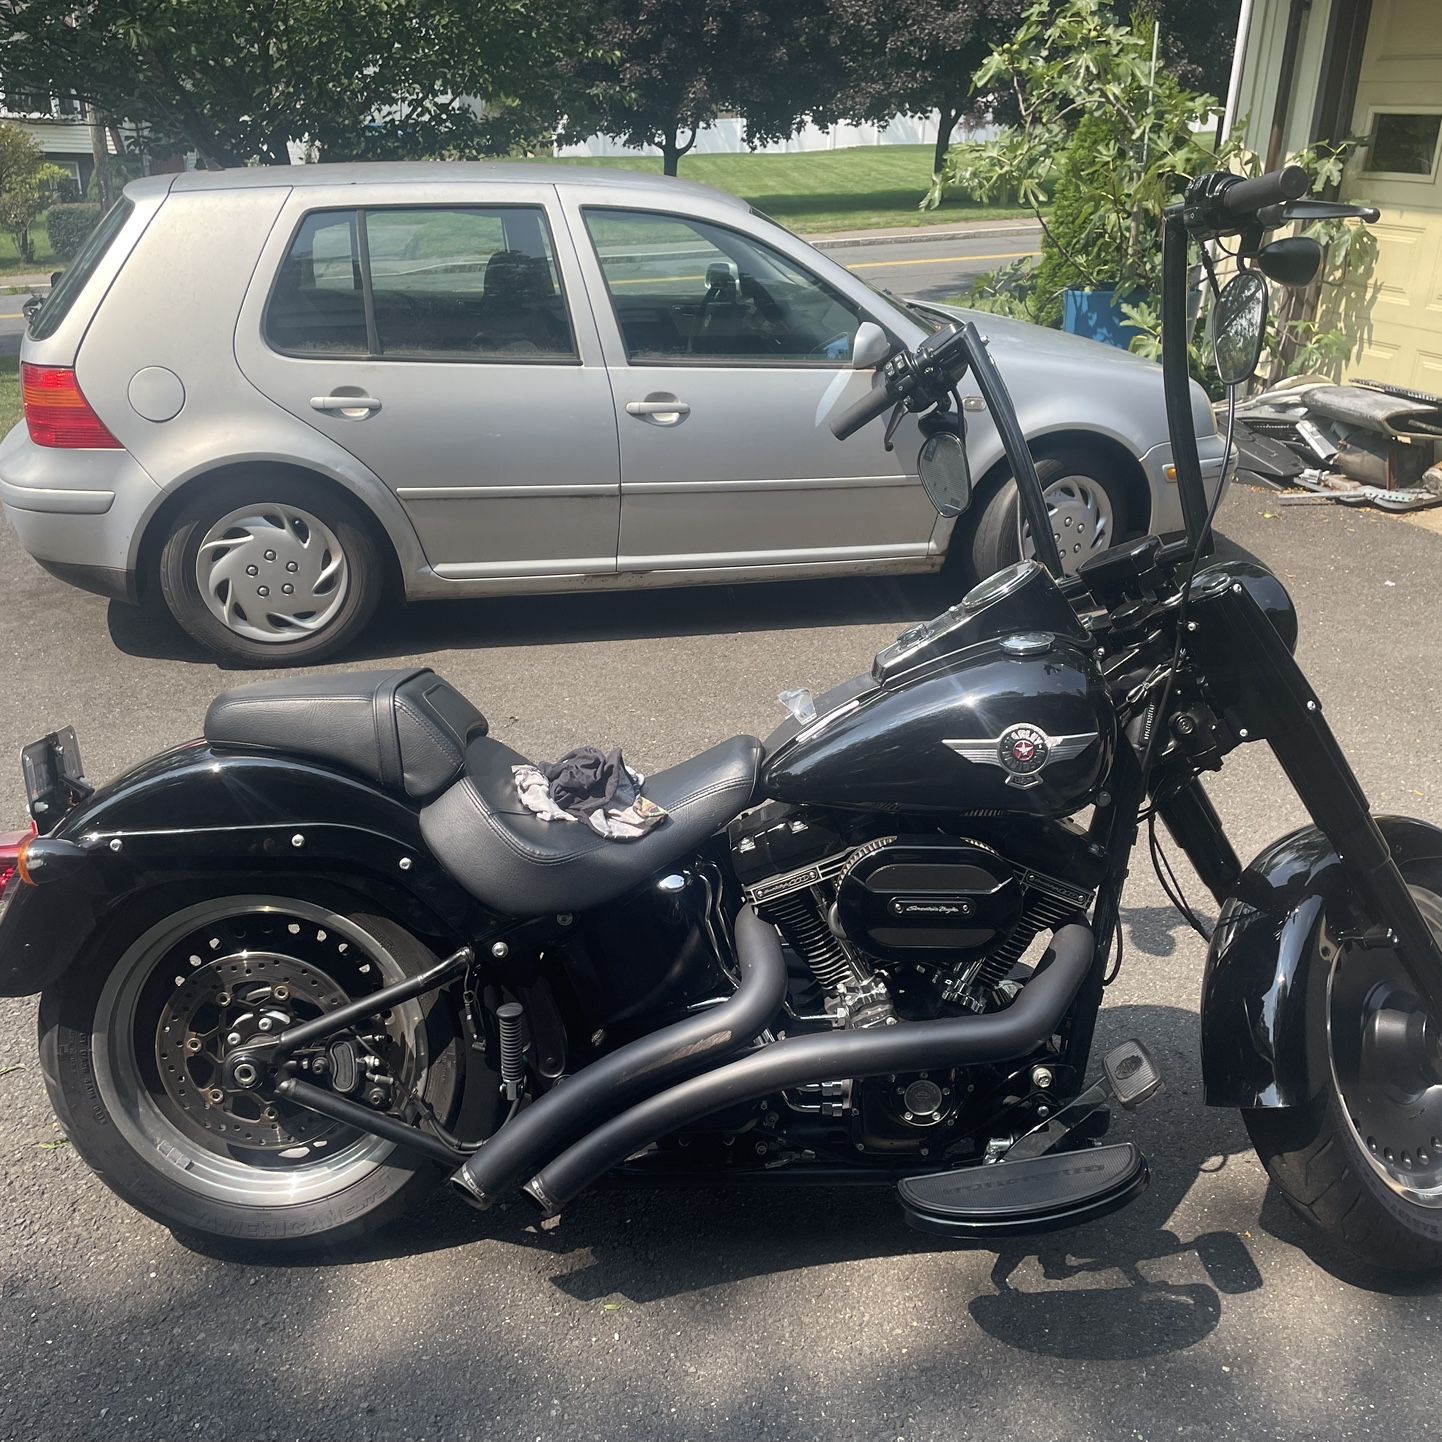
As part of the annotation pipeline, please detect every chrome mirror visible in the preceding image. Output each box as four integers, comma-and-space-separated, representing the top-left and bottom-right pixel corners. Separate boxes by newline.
1210, 270, 1269, 387
852, 320, 891, 370
917, 431, 972, 517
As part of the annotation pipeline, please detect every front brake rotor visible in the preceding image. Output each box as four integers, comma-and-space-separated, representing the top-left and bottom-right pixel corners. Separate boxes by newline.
156, 953, 350, 1150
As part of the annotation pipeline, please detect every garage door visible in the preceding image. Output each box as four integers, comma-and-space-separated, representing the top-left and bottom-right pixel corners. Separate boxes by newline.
1342, 0, 1442, 389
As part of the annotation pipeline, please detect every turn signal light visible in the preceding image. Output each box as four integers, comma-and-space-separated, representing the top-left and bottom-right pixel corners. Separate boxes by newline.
0, 826, 37, 916
21, 364, 122, 448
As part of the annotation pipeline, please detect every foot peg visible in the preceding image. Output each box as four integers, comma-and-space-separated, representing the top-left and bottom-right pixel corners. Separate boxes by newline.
898, 1142, 1148, 1237
896, 1038, 1162, 1238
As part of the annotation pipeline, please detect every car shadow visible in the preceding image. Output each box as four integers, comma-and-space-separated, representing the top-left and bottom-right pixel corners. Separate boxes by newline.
106, 569, 964, 667
107, 525, 1267, 669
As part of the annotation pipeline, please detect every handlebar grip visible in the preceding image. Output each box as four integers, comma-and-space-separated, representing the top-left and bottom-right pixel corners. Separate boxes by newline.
829, 380, 896, 440
1220, 165, 1310, 220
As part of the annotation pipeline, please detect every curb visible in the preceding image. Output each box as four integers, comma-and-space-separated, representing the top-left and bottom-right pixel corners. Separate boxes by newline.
811, 222, 1042, 251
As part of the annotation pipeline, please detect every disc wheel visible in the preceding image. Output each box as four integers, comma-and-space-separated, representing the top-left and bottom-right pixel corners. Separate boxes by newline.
40, 893, 479, 1250
1245, 877, 1442, 1271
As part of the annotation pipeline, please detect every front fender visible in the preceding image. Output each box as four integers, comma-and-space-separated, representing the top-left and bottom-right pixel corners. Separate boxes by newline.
1201, 814, 1442, 1107
0, 741, 495, 998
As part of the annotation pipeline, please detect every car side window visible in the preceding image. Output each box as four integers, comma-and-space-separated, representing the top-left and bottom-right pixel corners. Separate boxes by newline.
264, 205, 577, 361
583, 208, 862, 365
266, 211, 368, 354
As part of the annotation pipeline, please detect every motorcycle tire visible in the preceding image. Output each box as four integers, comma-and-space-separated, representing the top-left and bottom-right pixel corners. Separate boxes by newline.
1245, 873, 1442, 1273
38, 887, 472, 1254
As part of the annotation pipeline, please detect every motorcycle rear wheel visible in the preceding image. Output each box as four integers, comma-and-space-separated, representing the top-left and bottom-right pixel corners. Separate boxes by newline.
1245, 879, 1442, 1272
39, 889, 474, 1253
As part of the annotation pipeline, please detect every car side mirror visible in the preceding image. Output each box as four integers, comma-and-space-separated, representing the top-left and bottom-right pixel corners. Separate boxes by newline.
852, 320, 891, 370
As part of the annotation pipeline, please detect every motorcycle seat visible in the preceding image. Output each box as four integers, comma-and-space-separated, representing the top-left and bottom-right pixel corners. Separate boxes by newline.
420, 732, 763, 916
204, 668, 487, 803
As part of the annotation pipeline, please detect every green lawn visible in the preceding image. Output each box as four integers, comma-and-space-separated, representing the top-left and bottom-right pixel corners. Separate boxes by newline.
0, 222, 55, 279
0, 356, 21, 433
534, 145, 1026, 234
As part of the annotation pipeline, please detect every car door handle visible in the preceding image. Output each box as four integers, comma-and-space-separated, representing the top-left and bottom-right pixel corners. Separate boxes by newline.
625, 396, 690, 423
310, 394, 381, 414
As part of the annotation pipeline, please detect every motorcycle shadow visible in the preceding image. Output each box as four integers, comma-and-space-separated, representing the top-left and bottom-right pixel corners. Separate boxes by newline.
522, 1002, 1265, 1360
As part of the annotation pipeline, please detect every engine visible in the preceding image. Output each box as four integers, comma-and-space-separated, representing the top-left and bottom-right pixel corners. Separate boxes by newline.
730, 803, 1093, 1024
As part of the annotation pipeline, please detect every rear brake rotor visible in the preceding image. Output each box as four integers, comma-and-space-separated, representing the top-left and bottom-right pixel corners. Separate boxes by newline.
156, 953, 350, 1150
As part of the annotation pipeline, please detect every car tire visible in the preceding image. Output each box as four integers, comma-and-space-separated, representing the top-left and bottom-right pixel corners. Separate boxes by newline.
967, 449, 1134, 582
159, 477, 383, 666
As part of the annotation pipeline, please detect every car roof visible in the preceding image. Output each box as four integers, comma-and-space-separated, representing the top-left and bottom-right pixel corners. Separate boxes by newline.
146, 161, 748, 210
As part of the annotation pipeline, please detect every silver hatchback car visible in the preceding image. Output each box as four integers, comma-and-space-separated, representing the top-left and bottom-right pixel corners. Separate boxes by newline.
2, 163, 1228, 665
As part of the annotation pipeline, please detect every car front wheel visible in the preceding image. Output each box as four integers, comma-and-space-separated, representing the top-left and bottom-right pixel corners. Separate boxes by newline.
967, 449, 1134, 581
159, 477, 382, 666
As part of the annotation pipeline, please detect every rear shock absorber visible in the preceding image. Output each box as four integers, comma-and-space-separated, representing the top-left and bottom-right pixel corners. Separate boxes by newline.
496, 1001, 529, 1102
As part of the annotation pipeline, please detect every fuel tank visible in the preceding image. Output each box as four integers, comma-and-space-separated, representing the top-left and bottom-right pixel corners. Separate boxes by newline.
763, 563, 1116, 817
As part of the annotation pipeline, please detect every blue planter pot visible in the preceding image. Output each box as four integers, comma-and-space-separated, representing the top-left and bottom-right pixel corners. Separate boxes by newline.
1062, 287, 1147, 349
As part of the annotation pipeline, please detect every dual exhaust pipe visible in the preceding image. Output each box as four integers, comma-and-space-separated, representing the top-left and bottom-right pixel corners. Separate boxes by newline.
450, 907, 1096, 1214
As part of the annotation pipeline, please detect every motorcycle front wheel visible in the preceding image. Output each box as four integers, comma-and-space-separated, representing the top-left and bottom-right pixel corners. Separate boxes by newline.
1245, 877, 1442, 1272
39, 889, 478, 1253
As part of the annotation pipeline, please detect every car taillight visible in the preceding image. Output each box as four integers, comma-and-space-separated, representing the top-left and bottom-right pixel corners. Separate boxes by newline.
21, 364, 122, 449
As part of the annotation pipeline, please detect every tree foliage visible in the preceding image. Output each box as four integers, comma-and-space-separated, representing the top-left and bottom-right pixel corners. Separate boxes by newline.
557, 0, 829, 176
810, 0, 1027, 176
0, 121, 64, 261
928, 0, 1241, 313
0, 0, 581, 167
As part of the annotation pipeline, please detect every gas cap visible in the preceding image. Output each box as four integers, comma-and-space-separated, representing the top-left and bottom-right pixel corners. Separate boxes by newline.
1000, 632, 1053, 657
128, 367, 185, 422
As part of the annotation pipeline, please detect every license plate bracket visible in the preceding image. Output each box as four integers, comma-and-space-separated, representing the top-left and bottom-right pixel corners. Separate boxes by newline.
21, 727, 92, 827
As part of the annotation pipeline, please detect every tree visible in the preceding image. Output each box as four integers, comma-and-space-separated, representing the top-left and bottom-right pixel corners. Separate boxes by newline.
557, 0, 827, 176
0, 122, 64, 261
0, 0, 581, 168
813, 0, 1028, 177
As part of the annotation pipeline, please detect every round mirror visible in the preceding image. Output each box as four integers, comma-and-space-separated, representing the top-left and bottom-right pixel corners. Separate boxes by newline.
1210, 270, 1270, 387
917, 432, 972, 517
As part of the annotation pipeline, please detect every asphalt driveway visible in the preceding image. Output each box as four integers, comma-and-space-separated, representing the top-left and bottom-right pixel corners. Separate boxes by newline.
0, 484, 1439, 1441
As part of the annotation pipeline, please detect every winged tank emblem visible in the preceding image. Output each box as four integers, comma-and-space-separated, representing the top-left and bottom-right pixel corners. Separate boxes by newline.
943, 725, 1099, 789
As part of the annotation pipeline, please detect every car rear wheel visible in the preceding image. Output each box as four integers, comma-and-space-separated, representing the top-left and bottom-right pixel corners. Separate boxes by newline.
158, 477, 382, 666
967, 449, 1133, 581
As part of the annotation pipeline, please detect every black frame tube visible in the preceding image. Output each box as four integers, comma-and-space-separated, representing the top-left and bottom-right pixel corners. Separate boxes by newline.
1157, 775, 1242, 906
274, 1077, 465, 1166
451, 905, 789, 1207
522, 920, 1095, 1213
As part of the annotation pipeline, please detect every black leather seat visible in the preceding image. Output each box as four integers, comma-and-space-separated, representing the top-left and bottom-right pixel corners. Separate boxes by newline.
420, 732, 763, 916
205, 668, 487, 803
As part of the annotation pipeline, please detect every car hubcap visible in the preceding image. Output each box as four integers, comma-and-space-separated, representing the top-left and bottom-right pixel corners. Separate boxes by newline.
196, 503, 348, 644
1329, 885, 1442, 1207
1019, 475, 1116, 575
93, 898, 427, 1205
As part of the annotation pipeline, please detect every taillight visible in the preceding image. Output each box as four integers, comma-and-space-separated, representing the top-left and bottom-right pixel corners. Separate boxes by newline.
0, 827, 35, 915
21, 364, 122, 448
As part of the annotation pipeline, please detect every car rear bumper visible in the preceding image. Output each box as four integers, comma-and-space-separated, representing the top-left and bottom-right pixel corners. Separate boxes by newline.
0, 420, 158, 602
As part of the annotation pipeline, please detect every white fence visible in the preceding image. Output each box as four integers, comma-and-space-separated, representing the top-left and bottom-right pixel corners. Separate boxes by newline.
556, 111, 1001, 158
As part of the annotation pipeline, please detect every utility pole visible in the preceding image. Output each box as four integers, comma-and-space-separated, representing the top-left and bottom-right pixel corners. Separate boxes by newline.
89, 104, 113, 208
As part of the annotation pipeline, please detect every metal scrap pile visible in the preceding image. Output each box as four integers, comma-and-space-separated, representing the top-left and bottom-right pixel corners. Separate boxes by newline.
1232, 377, 1442, 512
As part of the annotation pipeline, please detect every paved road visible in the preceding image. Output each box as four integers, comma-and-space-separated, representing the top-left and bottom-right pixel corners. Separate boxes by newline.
1, 487, 1439, 1441
828, 230, 1037, 304
0, 231, 1036, 357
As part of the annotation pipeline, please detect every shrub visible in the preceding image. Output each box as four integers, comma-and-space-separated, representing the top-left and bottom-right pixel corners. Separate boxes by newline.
46, 203, 102, 260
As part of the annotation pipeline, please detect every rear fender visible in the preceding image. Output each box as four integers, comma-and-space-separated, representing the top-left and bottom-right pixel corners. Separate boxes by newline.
1201, 815, 1442, 1107
0, 741, 496, 997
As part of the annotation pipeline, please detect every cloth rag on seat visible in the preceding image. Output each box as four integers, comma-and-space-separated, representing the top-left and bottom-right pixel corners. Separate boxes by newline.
513, 747, 669, 840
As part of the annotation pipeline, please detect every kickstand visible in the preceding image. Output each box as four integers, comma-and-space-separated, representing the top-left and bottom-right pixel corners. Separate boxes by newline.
999, 1039, 1164, 1164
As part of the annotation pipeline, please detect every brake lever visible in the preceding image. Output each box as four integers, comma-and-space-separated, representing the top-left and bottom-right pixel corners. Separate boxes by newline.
881, 401, 907, 453
1257, 199, 1381, 227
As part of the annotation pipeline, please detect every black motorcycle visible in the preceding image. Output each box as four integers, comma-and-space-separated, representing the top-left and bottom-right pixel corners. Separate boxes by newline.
3, 168, 1435, 1269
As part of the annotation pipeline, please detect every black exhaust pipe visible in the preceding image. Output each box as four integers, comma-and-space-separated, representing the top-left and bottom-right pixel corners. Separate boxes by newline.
525, 920, 1095, 1214
450, 904, 788, 1208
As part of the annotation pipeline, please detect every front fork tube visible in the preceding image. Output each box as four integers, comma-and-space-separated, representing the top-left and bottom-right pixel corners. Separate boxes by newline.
1186, 579, 1442, 1019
